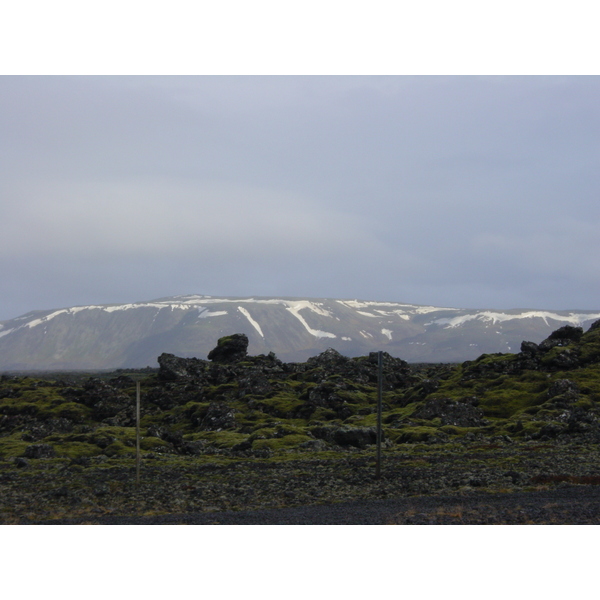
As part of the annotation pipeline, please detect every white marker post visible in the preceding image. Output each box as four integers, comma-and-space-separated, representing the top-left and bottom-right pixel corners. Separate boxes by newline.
376, 351, 383, 479
136, 381, 141, 485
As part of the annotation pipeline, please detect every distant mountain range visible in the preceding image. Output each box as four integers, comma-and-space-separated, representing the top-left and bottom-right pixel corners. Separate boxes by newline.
1, 294, 600, 370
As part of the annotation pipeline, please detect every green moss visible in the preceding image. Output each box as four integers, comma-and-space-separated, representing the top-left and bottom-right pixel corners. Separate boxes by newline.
540, 347, 577, 369
202, 383, 238, 401
0, 385, 93, 423
248, 393, 304, 418
0, 435, 30, 457
51, 441, 100, 458
95, 426, 137, 440
475, 353, 517, 365
283, 379, 308, 390
394, 426, 440, 443
103, 441, 135, 457
252, 434, 312, 451
577, 327, 600, 364
191, 431, 248, 449
567, 368, 600, 395
248, 423, 308, 440
53, 402, 90, 421
310, 407, 338, 421
439, 425, 484, 436
479, 389, 543, 419
140, 436, 170, 451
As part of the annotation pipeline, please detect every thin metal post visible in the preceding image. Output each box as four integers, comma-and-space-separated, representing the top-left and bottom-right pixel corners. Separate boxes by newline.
376, 350, 383, 479
136, 381, 141, 485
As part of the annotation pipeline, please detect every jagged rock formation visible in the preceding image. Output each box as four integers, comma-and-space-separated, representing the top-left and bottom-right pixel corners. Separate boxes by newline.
1, 320, 600, 466
412, 397, 486, 427
207, 334, 249, 363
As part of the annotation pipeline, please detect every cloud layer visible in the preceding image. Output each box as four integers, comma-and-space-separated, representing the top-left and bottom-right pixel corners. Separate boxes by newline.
1, 76, 599, 320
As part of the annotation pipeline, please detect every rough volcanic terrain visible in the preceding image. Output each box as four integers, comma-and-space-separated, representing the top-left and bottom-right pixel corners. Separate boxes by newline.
3, 326, 600, 524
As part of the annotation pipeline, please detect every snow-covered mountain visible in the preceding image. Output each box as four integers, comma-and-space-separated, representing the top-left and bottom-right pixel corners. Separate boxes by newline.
1, 294, 600, 370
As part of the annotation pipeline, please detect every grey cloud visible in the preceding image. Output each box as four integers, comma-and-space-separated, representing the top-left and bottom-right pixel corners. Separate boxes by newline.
1, 75, 599, 320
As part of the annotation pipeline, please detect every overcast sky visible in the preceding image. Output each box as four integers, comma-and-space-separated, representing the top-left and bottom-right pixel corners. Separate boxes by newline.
1, 75, 599, 320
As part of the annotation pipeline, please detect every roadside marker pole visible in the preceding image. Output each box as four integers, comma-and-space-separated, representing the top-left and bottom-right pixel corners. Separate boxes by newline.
136, 381, 141, 485
376, 351, 383, 479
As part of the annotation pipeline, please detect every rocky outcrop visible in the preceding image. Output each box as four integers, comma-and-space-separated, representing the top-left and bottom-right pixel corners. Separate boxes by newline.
466, 320, 600, 375
207, 334, 249, 363
412, 397, 486, 427
301, 348, 413, 390
237, 372, 273, 398
520, 341, 539, 355
547, 379, 580, 407
311, 425, 378, 448
158, 353, 208, 381
24, 443, 56, 459
200, 402, 237, 431
61, 378, 134, 423
544, 325, 584, 344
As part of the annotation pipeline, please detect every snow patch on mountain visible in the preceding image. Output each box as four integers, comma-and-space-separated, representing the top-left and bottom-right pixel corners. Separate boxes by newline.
375, 310, 410, 320
428, 311, 600, 329
337, 299, 459, 316
285, 303, 336, 339
237, 306, 264, 338
197, 309, 228, 319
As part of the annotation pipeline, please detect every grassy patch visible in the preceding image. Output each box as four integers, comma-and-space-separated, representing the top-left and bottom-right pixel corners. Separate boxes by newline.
252, 434, 313, 451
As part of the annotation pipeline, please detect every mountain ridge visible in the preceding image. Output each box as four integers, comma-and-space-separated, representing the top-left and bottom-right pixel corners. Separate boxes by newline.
1, 294, 600, 370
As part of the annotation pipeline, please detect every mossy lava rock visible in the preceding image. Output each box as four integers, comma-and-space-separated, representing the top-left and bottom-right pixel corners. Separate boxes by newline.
207, 334, 249, 363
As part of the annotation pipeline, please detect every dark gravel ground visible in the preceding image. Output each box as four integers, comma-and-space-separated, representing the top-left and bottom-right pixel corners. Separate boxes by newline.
24, 485, 600, 525
5, 440, 600, 525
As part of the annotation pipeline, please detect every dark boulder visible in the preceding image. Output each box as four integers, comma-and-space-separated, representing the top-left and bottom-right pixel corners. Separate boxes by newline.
411, 377, 440, 397
520, 341, 539, 355
533, 423, 567, 440
539, 325, 583, 351
332, 426, 378, 448
311, 425, 378, 448
77, 378, 133, 421
543, 347, 581, 370
307, 348, 349, 369
237, 372, 273, 398
306, 350, 411, 390
158, 353, 207, 381
20, 417, 74, 442
564, 407, 599, 434
24, 443, 56, 459
246, 352, 284, 372
298, 439, 329, 451
108, 375, 136, 389
547, 379, 579, 405
200, 402, 237, 431
178, 440, 208, 456
365, 352, 413, 389
207, 363, 240, 385
299, 380, 353, 419
546, 325, 584, 343
207, 334, 249, 363
412, 397, 486, 427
